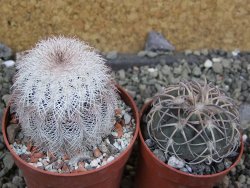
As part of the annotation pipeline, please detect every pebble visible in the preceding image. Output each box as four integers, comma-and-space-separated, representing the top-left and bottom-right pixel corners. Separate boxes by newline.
7, 124, 20, 144
153, 149, 166, 162
0, 152, 15, 177
2, 60, 15, 67
107, 156, 115, 162
204, 59, 213, 68
224, 159, 233, 169
12, 176, 24, 187
192, 66, 201, 76
106, 51, 118, 59
243, 134, 248, 142
239, 174, 246, 183
137, 51, 147, 57
168, 156, 185, 169
123, 113, 131, 125
0, 43, 12, 60
232, 49, 240, 56
146, 51, 158, 58
145, 139, 155, 148
145, 31, 175, 51
118, 69, 126, 80
93, 148, 102, 158
239, 104, 250, 129
212, 61, 224, 74
90, 159, 99, 168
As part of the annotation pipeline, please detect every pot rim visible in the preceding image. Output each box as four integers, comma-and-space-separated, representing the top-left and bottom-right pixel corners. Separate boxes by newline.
139, 100, 244, 178
2, 84, 139, 177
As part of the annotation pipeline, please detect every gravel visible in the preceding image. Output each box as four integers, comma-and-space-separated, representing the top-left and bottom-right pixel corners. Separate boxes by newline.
1, 49, 250, 187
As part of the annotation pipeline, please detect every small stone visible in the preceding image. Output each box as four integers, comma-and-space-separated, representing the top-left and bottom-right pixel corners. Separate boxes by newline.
2, 182, 17, 188
185, 50, 192, 55
192, 66, 201, 76
7, 124, 20, 144
61, 164, 70, 173
173, 66, 182, 75
93, 148, 102, 158
201, 49, 209, 56
192, 50, 200, 56
148, 68, 158, 77
144, 139, 155, 148
20, 154, 30, 161
36, 161, 43, 166
212, 57, 221, 63
168, 156, 185, 169
107, 156, 115, 162
29, 156, 39, 163
137, 51, 147, 57
185, 164, 192, 173
224, 159, 233, 169
238, 174, 246, 183
2, 60, 15, 67
52, 160, 63, 169
115, 123, 123, 138
12, 176, 24, 187
212, 61, 223, 74
215, 162, 225, 172
239, 104, 250, 129
145, 31, 175, 51
232, 49, 240, 56
33, 152, 44, 158
77, 162, 86, 172
107, 143, 119, 154
222, 176, 230, 188
98, 143, 109, 155
107, 135, 115, 145
0, 43, 12, 60
106, 51, 117, 60
146, 51, 158, 58
3, 152, 15, 170
153, 149, 166, 162
246, 177, 250, 185
90, 159, 99, 167
204, 59, 213, 68
123, 113, 131, 125
180, 167, 189, 173
243, 134, 248, 142
118, 69, 125, 80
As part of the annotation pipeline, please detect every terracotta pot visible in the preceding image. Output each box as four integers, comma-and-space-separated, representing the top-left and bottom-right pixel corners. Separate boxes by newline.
135, 101, 244, 188
2, 85, 139, 188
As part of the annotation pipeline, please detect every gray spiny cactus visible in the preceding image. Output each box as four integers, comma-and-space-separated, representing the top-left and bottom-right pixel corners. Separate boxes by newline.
11, 37, 118, 156
147, 80, 240, 165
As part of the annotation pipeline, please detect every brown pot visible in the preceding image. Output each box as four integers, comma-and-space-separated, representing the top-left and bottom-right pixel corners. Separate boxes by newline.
2, 85, 139, 188
135, 101, 244, 188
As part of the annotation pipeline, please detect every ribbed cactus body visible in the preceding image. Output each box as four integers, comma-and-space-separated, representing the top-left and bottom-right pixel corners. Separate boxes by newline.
147, 80, 240, 164
12, 37, 118, 156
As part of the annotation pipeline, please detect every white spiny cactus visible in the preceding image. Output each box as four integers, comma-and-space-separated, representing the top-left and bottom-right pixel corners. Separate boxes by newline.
12, 37, 118, 156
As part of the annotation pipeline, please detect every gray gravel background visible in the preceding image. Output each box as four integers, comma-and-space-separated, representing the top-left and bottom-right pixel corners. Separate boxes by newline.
1, 48, 250, 188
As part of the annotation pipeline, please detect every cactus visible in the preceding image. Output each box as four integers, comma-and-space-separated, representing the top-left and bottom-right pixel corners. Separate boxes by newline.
147, 80, 240, 164
11, 37, 118, 156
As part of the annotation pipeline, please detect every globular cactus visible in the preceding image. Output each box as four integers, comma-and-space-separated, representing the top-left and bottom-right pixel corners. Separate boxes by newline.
11, 37, 118, 156
147, 80, 240, 164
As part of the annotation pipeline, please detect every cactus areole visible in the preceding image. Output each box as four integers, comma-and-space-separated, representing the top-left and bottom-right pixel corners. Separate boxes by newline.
147, 80, 241, 165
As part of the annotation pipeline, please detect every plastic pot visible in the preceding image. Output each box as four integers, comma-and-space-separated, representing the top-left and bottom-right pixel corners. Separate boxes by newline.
2, 85, 139, 188
135, 101, 244, 188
